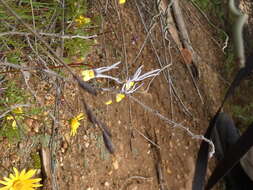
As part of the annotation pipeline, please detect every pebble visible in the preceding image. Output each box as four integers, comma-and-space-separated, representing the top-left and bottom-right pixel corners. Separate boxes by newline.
85, 142, 90, 148
167, 167, 172, 174
113, 159, 119, 170
83, 135, 88, 141
104, 181, 109, 187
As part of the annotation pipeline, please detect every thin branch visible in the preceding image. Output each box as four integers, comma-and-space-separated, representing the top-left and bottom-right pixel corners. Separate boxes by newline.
0, 104, 30, 119
0, 31, 98, 39
129, 95, 215, 158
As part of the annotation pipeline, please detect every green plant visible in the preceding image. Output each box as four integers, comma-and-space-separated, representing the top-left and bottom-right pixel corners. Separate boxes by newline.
0, 81, 28, 105
31, 152, 41, 169
231, 104, 253, 128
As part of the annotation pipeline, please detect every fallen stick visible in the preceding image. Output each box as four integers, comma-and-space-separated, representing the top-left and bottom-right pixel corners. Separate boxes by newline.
171, 0, 204, 104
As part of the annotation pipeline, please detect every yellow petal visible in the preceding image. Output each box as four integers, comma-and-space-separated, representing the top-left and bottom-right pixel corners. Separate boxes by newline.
81, 70, 95, 81
116, 93, 125, 102
0, 185, 10, 190
12, 120, 17, 129
70, 127, 77, 136
125, 81, 134, 90
8, 174, 15, 181
76, 113, 85, 121
22, 169, 36, 180
0, 180, 9, 186
83, 17, 91, 24
119, 0, 126, 4
12, 107, 23, 114
6, 115, 14, 120
26, 178, 42, 183
13, 167, 19, 177
31, 183, 43, 187
20, 169, 26, 178
105, 100, 113, 105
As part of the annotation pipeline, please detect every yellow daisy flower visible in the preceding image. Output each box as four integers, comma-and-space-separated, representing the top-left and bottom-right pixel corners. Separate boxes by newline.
81, 70, 95, 81
0, 167, 42, 190
70, 113, 85, 136
116, 93, 125, 103
75, 15, 91, 26
12, 107, 23, 114
119, 0, 126, 4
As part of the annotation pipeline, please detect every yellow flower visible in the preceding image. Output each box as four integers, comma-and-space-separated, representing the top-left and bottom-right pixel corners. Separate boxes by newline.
125, 81, 134, 90
0, 167, 42, 190
81, 70, 95, 81
6, 116, 17, 129
12, 107, 23, 114
116, 93, 125, 102
119, 0, 126, 4
75, 15, 91, 26
105, 100, 113, 105
70, 113, 85, 136
75, 57, 85, 63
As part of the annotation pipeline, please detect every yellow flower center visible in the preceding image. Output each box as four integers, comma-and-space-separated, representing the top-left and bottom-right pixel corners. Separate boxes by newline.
13, 179, 25, 189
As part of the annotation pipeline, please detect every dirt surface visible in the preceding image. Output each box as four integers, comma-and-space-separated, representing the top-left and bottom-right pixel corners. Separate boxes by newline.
0, 1, 228, 190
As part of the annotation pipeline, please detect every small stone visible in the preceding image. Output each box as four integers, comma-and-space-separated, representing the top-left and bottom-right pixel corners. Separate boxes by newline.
83, 135, 88, 141
118, 120, 121, 125
167, 167, 172, 174
85, 142, 90, 148
113, 159, 119, 170
104, 182, 109, 187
